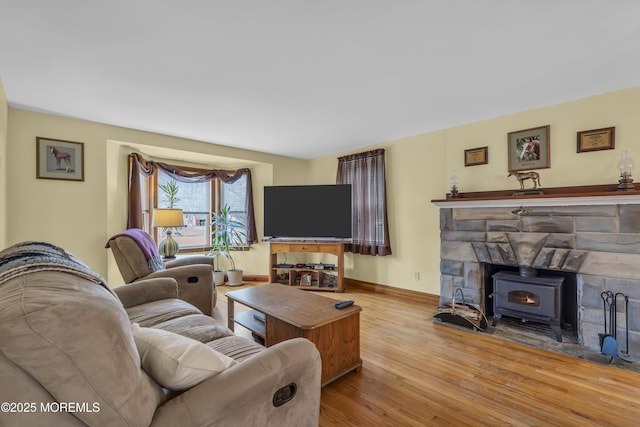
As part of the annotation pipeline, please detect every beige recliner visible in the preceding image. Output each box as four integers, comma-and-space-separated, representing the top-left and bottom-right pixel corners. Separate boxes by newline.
106, 231, 217, 315
0, 241, 322, 427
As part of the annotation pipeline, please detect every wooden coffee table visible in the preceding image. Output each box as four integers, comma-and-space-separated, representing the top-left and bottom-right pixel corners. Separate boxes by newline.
226, 283, 362, 386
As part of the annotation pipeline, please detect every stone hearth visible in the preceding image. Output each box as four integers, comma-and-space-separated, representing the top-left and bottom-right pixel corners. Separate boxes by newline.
438, 204, 640, 354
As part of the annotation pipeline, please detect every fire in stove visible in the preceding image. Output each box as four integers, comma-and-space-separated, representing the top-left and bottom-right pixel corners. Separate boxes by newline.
509, 291, 540, 307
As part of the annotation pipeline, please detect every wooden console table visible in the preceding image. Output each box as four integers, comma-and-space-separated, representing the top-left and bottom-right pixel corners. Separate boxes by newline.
268, 240, 345, 292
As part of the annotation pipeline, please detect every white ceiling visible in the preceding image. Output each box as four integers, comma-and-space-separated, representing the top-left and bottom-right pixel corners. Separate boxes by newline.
1, 1, 639, 159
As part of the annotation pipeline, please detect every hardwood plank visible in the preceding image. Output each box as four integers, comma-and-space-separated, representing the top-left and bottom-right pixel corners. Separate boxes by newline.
216, 283, 640, 426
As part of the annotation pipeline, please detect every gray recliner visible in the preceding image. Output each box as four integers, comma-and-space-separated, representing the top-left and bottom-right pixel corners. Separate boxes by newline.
106, 231, 217, 315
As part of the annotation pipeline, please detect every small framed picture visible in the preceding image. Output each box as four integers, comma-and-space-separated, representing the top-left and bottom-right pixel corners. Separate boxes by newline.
577, 127, 615, 153
464, 146, 488, 167
36, 137, 85, 181
299, 273, 312, 286
507, 125, 550, 172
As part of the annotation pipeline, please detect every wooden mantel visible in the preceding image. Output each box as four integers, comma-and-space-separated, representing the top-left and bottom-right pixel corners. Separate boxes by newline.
431, 184, 640, 208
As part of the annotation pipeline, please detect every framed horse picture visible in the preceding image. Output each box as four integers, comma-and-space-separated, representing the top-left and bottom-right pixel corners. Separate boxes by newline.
36, 137, 85, 181
507, 125, 550, 172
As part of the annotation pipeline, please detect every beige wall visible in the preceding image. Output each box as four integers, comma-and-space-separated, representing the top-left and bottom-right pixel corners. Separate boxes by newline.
446, 87, 640, 191
309, 87, 640, 295
6, 108, 309, 285
5, 86, 639, 294
0, 78, 7, 248
309, 133, 447, 294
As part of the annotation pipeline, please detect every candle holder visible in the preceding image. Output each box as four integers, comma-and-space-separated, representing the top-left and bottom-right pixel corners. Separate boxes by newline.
446, 169, 460, 199
617, 150, 636, 191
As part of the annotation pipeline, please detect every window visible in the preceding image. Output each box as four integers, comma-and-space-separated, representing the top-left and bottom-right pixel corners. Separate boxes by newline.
156, 170, 213, 250
154, 171, 249, 249
127, 153, 257, 251
138, 171, 151, 232
221, 175, 249, 246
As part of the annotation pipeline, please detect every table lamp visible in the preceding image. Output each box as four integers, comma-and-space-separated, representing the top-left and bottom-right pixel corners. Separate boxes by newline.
153, 208, 184, 259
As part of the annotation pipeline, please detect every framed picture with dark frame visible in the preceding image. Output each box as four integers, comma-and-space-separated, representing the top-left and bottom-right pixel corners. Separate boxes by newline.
507, 125, 550, 172
464, 146, 488, 167
36, 137, 85, 181
577, 127, 615, 153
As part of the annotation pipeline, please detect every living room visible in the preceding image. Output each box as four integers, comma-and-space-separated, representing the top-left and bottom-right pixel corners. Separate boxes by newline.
2, 86, 639, 295
4, 80, 640, 427
2, 2, 640, 426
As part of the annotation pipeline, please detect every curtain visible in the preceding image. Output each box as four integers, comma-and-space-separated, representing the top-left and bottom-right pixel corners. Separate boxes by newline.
336, 149, 392, 256
127, 152, 258, 244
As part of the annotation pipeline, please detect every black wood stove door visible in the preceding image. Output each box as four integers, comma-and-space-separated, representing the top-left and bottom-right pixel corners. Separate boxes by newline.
492, 271, 565, 342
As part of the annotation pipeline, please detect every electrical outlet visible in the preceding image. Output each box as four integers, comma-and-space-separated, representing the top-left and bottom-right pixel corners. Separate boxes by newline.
414, 272, 420, 280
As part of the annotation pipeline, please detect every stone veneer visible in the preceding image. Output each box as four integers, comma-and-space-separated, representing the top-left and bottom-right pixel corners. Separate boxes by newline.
439, 204, 640, 354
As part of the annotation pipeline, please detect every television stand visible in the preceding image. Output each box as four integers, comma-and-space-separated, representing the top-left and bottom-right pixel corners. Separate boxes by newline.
268, 240, 344, 292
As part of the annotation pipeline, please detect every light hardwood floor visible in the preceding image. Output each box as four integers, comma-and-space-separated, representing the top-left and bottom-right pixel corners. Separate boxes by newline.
216, 283, 640, 426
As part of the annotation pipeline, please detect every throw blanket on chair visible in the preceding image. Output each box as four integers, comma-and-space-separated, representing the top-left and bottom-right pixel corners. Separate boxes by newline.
104, 229, 166, 273
0, 241, 114, 295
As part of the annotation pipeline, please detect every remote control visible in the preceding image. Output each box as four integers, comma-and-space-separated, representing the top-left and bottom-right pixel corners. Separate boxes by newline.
334, 300, 354, 309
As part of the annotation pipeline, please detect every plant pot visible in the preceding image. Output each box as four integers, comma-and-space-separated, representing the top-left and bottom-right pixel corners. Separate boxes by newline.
226, 269, 243, 287
213, 270, 226, 286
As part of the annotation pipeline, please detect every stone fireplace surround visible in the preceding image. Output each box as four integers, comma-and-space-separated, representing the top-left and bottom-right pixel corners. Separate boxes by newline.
433, 192, 640, 356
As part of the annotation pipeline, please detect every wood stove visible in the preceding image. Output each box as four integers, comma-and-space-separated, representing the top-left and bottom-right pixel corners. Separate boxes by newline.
492, 269, 565, 342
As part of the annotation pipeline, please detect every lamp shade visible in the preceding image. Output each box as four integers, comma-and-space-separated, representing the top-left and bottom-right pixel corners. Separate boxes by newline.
152, 209, 185, 228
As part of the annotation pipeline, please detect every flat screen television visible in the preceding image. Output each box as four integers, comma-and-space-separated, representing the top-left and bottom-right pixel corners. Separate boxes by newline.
264, 184, 352, 239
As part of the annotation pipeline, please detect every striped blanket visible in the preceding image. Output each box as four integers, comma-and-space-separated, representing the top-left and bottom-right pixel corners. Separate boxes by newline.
0, 241, 114, 295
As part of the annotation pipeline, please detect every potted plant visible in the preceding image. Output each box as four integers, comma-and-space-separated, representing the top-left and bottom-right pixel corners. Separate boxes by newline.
158, 177, 180, 209
208, 247, 227, 286
209, 204, 247, 286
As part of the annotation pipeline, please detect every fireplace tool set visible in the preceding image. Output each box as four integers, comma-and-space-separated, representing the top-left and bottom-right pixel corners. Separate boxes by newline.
600, 291, 632, 363
434, 287, 488, 331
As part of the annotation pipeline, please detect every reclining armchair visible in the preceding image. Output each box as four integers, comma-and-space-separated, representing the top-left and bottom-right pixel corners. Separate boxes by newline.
0, 241, 322, 427
106, 229, 217, 315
